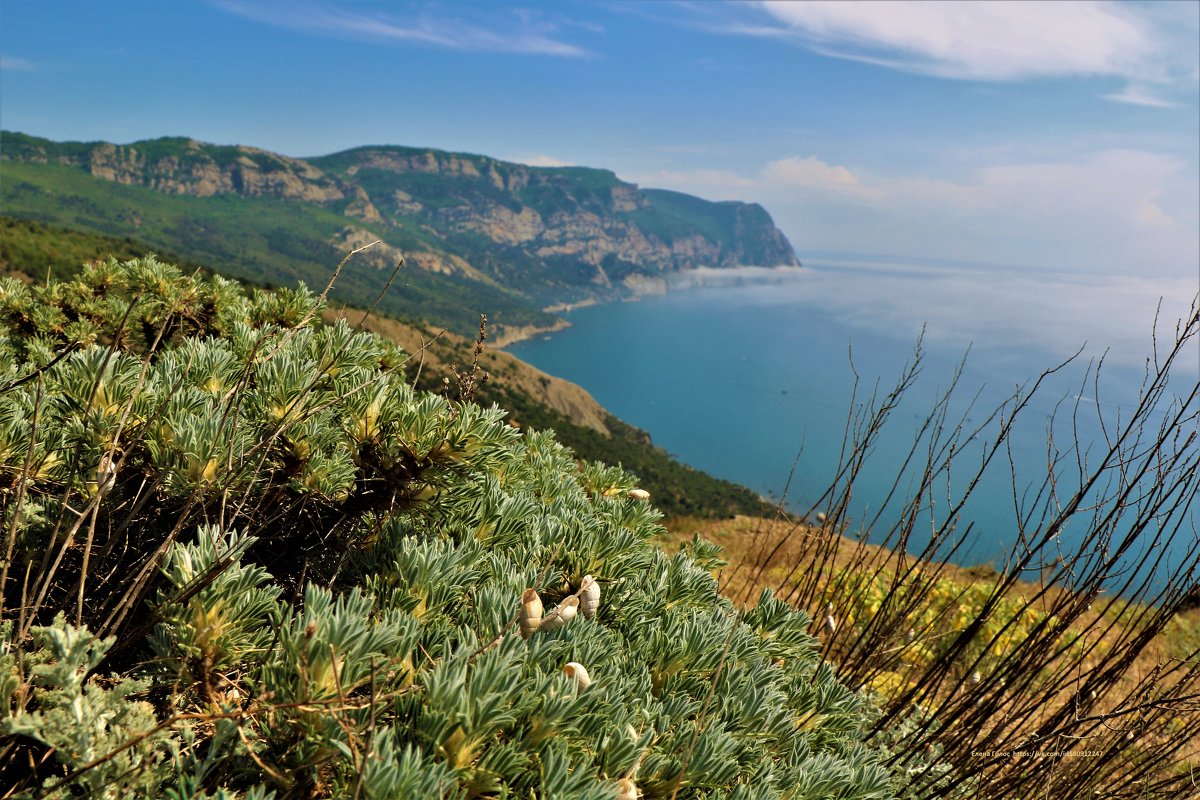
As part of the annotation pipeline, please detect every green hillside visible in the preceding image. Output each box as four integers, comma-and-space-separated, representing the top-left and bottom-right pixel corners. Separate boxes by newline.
1, 216, 186, 280
0, 160, 553, 337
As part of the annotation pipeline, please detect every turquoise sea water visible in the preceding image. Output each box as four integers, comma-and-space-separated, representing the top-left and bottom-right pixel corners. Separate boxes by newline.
508, 256, 1196, 586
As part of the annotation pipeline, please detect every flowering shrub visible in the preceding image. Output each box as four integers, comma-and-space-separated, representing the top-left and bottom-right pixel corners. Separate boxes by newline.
830, 568, 1086, 701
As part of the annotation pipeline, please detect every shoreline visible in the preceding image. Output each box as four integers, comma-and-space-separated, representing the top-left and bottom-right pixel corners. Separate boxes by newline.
490, 316, 572, 348
498, 264, 807, 349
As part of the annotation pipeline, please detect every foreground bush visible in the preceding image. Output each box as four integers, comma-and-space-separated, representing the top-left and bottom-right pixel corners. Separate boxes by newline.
0, 258, 896, 798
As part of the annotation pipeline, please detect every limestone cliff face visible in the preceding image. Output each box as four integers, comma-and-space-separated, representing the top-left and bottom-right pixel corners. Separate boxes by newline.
2, 131, 800, 304
309, 145, 800, 303
9, 136, 351, 204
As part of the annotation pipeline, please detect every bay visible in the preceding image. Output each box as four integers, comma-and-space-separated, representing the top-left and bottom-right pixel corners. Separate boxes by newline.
508, 255, 1197, 586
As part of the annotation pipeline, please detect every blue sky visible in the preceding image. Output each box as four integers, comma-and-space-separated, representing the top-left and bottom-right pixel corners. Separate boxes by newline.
2, 0, 1198, 288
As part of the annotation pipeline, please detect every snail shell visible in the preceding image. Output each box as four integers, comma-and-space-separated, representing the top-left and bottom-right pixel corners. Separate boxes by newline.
519, 588, 543, 639
614, 778, 639, 800
579, 575, 601, 620
539, 596, 579, 632
824, 614, 837, 636
87, 454, 118, 499
563, 661, 591, 690
970, 670, 982, 685
627, 488, 650, 501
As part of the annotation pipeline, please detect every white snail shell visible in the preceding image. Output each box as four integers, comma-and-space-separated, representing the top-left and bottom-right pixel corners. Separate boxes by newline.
614, 778, 639, 800
539, 596, 579, 632
579, 575, 601, 620
563, 661, 591, 690
815, 511, 828, 524
88, 455, 118, 498
904, 628, 916, 644
970, 670, 982, 685
824, 615, 837, 635
627, 488, 650, 501
519, 588, 543, 639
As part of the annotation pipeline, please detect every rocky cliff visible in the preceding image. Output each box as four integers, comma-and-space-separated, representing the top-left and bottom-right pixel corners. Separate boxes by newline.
3, 132, 797, 298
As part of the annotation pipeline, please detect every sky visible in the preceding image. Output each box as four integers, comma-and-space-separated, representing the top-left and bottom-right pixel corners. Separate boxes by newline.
2, 0, 1198, 301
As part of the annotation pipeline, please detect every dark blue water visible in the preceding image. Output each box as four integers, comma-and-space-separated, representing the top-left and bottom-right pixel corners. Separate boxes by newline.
509, 258, 1197, 587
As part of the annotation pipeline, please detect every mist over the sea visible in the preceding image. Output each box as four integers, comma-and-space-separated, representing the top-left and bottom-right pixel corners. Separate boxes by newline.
510, 256, 1197, 580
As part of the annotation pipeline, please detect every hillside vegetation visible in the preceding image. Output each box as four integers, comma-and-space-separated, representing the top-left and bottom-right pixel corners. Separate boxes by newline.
0, 258, 895, 799
0, 216, 771, 521
1, 131, 799, 339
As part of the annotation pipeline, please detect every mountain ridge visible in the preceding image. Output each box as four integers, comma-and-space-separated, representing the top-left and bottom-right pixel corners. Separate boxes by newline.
1, 130, 798, 337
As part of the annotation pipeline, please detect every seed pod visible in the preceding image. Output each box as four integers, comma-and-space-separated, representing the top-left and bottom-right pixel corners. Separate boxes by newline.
519, 588, 543, 639
614, 778, 639, 800
579, 575, 601, 620
563, 661, 592, 690
627, 488, 650, 501
87, 454, 118, 499
539, 596, 579, 632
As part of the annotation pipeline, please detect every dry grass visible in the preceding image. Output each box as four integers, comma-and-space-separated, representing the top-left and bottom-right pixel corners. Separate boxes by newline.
662, 513, 1200, 795
321, 307, 613, 434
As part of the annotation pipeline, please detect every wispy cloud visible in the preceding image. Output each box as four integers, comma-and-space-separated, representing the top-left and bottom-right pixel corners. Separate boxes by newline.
696, 1, 1198, 108
212, 1, 592, 58
1103, 85, 1180, 109
0, 56, 38, 71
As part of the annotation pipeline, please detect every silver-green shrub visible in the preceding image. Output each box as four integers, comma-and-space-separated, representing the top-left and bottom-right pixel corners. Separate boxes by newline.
0, 258, 897, 798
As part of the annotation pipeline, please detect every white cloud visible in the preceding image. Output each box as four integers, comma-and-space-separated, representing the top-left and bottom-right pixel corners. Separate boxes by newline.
762, 156, 875, 196
0, 56, 37, 71
717, 1, 1199, 106
213, 1, 591, 58
760, 1, 1149, 81
511, 154, 574, 168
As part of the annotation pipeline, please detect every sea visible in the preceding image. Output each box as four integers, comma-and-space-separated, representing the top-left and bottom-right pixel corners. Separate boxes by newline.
508, 253, 1199, 591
